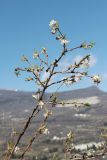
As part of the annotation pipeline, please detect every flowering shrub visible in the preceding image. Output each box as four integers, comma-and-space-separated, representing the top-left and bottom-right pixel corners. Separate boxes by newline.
5, 20, 102, 160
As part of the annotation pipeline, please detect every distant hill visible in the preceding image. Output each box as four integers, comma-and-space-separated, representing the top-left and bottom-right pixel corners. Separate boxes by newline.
0, 85, 106, 112
0, 85, 107, 151
44, 85, 106, 100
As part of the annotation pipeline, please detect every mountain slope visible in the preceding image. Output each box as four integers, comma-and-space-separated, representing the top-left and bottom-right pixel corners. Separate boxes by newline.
0, 86, 107, 159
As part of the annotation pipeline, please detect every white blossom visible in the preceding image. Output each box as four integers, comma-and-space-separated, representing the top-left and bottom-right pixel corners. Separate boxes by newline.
32, 93, 40, 100
49, 20, 58, 29
74, 74, 82, 82
41, 48, 47, 54
82, 42, 95, 49
64, 79, 73, 85
43, 128, 50, 135
63, 74, 82, 85
92, 75, 101, 84
49, 20, 59, 34
14, 146, 20, 153
51, 29, 57, 34
73, 55, 96, 68
81, 58, 90, 68
33, 52, 39, 59
67, 131, 73, 139
60, 39, 69, 45
74, 77, 80, 82
38, 100, 44, 109
83, 44, 92, 49
44, 111, 52, 118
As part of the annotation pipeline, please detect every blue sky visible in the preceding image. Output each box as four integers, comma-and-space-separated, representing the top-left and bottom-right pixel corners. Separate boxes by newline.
0, 0, 107, 92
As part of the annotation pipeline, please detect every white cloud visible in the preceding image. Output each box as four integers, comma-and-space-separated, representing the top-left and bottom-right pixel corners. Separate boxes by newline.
73, 54, 97, 67
41, 71, 50, 81
59, 58, 71, 70
73, 55, 82, 64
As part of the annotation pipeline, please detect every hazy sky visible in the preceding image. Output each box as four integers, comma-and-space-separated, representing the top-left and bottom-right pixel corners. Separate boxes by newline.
0, 0, 107, 92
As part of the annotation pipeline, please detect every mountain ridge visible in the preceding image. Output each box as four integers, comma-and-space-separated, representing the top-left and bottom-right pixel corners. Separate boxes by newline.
0, 85, 106, 94
0, 85, 106, 115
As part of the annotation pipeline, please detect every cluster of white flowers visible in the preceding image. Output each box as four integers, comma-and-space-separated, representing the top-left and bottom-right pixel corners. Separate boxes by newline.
39, 124, 50, 135
64, 78, 72, 85
60, 39, 69, 45
49, 20, 59, 34
74, 73, 83, 82
83, 44, 92, 49
81, 58, 90, 68
49, 20, 69, 45
92, 75, 101, 85
44, 111, 52, 118
32, 92, 46, 109
67, 131, 73, 139
82, 42, 95, 49
38, 100, 44, 109
33, 51, 39, 59
43, 128, 50, 135
64, 74, 82, 85
33, 65, 43, 77
41, 47, 47, 54
14, 146, 20, 153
